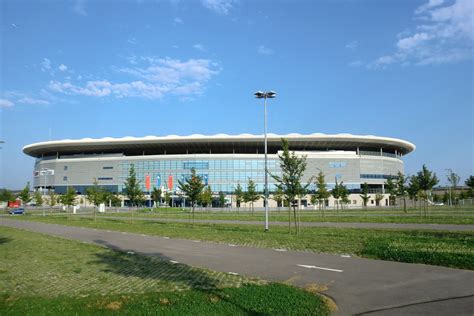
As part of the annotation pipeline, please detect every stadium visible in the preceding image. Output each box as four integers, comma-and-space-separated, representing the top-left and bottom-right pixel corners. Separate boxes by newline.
23, 133, 415, 208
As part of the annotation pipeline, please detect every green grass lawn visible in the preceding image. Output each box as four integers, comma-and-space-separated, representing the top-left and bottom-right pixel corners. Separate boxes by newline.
0, 226, 329, 315
11, 215, 474, 270
88, 206, 474, 225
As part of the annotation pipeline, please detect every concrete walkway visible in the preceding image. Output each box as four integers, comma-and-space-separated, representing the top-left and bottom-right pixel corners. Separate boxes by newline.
83, 214, 474, 231
1, 218, 473, 315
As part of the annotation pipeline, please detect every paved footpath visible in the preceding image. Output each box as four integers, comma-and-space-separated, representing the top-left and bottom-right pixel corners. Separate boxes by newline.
86, 214, 474, 231
1, 218, 473, 315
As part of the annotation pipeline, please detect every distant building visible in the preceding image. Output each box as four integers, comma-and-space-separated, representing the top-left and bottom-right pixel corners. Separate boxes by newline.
23, 133, 415, 208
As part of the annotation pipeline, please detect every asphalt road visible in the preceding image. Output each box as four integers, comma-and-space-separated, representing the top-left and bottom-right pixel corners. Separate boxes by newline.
79, 214, 474, 231
1, 218, 473, 315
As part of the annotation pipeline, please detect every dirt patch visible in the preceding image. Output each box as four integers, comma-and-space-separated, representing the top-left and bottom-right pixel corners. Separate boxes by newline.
105, 301, 122, 311
305, 283, 328, 293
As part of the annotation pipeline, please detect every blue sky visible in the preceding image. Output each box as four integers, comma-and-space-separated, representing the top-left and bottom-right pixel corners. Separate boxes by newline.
1, 0, 473, 189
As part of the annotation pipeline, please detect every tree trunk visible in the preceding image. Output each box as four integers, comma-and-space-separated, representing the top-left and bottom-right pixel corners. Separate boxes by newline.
192, 204, 195, 226
288, 206, 291, 233
293, 206, 298, 234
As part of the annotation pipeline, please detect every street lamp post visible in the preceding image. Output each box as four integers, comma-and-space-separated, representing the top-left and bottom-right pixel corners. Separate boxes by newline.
254, 90, 276, 232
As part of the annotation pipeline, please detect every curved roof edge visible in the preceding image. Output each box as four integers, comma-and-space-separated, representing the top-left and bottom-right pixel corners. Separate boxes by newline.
23, 133, 416, 157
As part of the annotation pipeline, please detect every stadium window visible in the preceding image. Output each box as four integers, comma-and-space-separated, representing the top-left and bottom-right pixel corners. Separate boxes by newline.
103, 166, 113, 170
64, 166, 68, 171
63, 176, 67, 181
329, 162, 346, 168
98, 177, 113, 180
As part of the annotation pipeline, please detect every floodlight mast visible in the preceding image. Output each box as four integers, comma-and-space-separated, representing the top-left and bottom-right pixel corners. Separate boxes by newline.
254, 91, 277, 232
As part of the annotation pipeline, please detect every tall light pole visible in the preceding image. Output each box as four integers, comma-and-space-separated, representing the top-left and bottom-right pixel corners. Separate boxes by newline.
254, 90, 276, 232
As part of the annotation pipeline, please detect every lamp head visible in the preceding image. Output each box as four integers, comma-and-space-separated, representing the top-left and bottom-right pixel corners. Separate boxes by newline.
254, 91, 265, 98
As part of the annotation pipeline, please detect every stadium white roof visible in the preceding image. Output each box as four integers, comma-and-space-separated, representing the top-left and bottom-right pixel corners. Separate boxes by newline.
23, 133, 415, 157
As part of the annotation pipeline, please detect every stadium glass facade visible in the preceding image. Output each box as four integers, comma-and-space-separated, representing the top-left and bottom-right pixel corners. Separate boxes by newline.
118, 158, 281, 193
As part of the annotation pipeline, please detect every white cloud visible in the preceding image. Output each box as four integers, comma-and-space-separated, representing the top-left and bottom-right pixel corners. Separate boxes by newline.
370, 0, 473, 68
127, 38, 137, 45
173, 17, 183, 24
58, 64, 68, 72
41, 58, 51, 71
348, 60, 363, 67
18, 97, 50, 105
193, 44, 207, 52
345, 41, 358, 50
257, 45, 274, 55
74, 0, 87, 16
0, 99, 14, 108
49, 57, 220, 100
415, 0, 444, 14
396, 32, 432, 50
201, 0, 234, 15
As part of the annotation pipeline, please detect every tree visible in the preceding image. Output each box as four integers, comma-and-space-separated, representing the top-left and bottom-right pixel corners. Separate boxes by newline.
234, 183, 244, 210
314, 171, 330, 216
107, 193, 122, 207
385, 177, 397, 207
18, 182, 32, 207
396, 171, 408, 212
447, 169, 460, 207
218, 191, 226, 208
331, 179, 342, 211
271, 139, 310, 234
178, 168, 205, 224
86, 179, 107, 207
466, 176, 474, 197
34, 191, 43, 207
244, 178, 260, 216
151, 187, 162, 208
200, 186, 213, 210
375, 193, 384, 207
48, 189, 57, 208
86, 179, 108, 222
124, 164, 145, 207
60, 187, 77, 211
272, 186, 285, 212
416, 164, 439, 216
0, 189, 15, 202
164, 192, 172, 208
407, 175, 421, 210
339, 183, 350, 209
360, 182, 371, 208
447, 170, 460, 189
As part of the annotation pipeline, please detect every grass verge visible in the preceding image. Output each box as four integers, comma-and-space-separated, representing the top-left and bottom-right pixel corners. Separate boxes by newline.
10, 216, 474, 270
0, 284, 330, 315
0, 226, 329, 315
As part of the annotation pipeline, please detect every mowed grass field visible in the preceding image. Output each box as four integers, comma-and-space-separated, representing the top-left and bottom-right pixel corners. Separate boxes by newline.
22, 204, 474, 224
0, 226, 330, 315
10, 215, 474, 270
91, 205, 474, 225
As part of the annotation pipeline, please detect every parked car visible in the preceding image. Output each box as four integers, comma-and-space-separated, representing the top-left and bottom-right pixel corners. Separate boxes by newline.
9, 208, 25, 215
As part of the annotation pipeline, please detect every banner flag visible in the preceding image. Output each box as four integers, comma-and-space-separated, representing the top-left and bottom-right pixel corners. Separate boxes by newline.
145, 175, 151, 190
168, 175, 173, 190
156, 175, 161, 187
